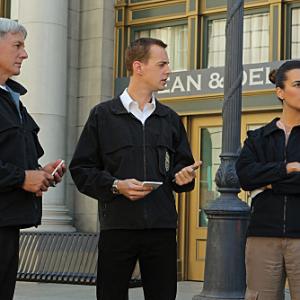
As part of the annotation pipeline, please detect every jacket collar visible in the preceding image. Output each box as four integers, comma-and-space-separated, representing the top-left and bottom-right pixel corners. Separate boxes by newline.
110, 96, 168, 117
5, 78, 27, 95
263, 117, 281, 136
263, 117, 300, 136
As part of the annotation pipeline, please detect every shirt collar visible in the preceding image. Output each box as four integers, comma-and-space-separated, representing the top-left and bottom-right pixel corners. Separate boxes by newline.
0, 84, 7, 91
120, 88, 156, 112
110, 96, 169, 117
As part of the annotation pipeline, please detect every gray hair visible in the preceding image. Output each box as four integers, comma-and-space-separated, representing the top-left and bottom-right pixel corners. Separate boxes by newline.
0, 18, 27, 39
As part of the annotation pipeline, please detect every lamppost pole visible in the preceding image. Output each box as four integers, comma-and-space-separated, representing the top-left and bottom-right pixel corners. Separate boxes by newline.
193, 1, 250, 299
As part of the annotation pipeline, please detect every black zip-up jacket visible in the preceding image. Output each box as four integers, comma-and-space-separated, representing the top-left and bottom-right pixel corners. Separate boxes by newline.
236, 118, 300, 237
70, 97, 195, 230
0, 79, 44, 228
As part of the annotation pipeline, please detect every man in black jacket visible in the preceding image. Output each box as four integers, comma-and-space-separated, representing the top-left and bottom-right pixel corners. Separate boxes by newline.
0, 18, 65, 300
70, 38, 201, 300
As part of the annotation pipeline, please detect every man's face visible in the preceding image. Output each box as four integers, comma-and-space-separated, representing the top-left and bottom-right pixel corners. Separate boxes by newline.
0, 31, 28, 81
139, 45, 170, 92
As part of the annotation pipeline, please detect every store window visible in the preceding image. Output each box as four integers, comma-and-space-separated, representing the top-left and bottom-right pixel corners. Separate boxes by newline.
207, 12, 269, 67
291, 8, 300, 59
135, 24, 188, 72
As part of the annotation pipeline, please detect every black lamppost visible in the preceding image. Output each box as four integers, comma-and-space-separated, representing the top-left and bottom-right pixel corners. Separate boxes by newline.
193, 1, 250, 299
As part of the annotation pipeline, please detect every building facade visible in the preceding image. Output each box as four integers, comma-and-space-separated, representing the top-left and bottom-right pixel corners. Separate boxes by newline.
114, 0, 300, 281
1, 0, 300, 281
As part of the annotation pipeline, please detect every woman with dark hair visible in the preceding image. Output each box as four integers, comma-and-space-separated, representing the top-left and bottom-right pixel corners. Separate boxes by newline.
236, 60, 300, 300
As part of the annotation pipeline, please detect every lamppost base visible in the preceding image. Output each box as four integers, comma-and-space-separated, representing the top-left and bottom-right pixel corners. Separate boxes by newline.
192, 196, 250, 300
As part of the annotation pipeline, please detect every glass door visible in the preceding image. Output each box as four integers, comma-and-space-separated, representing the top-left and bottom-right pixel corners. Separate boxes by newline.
187, 111, 280, 281
187, 116, 222, 280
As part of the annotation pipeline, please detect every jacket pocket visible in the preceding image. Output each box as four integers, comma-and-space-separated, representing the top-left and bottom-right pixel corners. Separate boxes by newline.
101, 132, 134, 174
0, 121, 19, 139
101, 128, 133, 155
0, 121, 21, 155
0, 121, 19, 133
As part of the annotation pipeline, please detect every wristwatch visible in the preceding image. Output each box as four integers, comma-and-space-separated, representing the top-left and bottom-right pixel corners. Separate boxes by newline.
111, 179, 120, 194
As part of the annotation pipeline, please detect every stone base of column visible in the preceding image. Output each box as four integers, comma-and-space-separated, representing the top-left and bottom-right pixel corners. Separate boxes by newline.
23, 205, 76, 232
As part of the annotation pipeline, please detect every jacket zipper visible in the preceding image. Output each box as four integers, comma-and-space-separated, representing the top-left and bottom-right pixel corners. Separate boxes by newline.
130, 114, 147, 180
283, 130, 289, 234
143, 124, 146, 180
283, 196, 287, 234
142, 123, 148, 224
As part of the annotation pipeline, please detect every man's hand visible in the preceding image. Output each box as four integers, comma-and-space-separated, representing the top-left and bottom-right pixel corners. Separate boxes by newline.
22, 170, 54, 196
25, 160, 67, 197
286, 162, 300, 174
43, 160, 67, 185
174, 161, 202, 186
117, 179, 152, 201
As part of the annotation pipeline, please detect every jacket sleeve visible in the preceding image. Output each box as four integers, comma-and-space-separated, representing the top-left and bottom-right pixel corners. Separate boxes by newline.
271, 172, 300, 194
236, 135, 287, 191
170, 117, 195, 193
69, 107, 115, 202
0, 161, 25, 192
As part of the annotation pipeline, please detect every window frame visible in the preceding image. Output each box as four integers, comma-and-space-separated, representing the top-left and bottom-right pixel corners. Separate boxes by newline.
202, 7, 270, 68
286, 2, 300, 60
131, 19, 188, 41
131, 20, 189, 72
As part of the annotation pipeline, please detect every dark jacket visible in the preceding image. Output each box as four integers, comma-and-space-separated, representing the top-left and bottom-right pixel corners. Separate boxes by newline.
70, 97, 195, 230
236, 118, 300, 237
0, 79, 44, 228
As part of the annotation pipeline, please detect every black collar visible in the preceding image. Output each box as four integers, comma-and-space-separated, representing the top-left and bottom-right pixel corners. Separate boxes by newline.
263, 118, 281, 136
5, 78, 27, 95
263, 117, 300, 136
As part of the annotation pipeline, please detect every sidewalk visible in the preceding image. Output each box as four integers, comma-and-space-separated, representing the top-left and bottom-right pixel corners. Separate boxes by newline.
14, 281, 291, 300
14, 281, 203, 300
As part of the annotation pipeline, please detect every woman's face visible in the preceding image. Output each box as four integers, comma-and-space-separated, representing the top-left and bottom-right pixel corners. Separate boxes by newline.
277, 69, 300, 112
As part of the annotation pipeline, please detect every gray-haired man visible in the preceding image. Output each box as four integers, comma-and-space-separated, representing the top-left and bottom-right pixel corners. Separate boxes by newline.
0, 18, 65, 300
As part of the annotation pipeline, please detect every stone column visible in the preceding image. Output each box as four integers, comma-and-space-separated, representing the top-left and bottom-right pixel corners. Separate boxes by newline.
17, 0, 75, 232
73, 0, 115, 232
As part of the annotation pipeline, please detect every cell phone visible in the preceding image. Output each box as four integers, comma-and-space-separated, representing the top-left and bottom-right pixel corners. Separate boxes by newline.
51, 160, 64, 176
142, 181, 163, 190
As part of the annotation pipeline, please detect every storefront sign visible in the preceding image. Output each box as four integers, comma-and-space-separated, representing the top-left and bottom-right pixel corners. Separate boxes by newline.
115, 61, 283, 98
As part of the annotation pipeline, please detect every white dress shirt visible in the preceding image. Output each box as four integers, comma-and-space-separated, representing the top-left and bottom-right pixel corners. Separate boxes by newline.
120, 89, 156, 125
